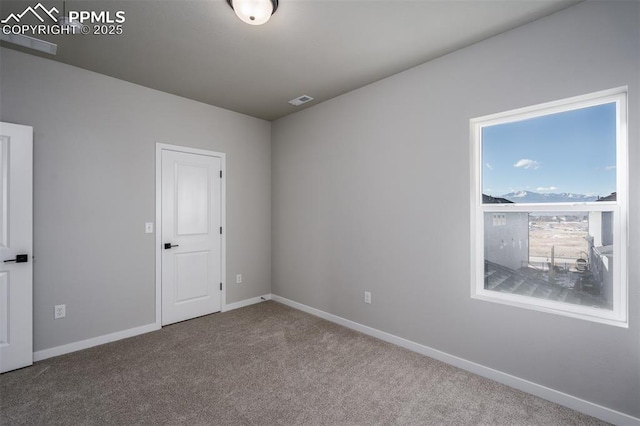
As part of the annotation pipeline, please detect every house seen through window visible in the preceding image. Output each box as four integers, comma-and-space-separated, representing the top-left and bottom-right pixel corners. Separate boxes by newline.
471, 88, 628, 326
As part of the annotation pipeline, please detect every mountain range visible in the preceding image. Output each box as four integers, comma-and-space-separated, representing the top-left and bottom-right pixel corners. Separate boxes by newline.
501, 191, 599, 203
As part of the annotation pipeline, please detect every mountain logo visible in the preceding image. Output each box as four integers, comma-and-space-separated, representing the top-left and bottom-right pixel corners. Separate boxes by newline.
1, 3, 59, 24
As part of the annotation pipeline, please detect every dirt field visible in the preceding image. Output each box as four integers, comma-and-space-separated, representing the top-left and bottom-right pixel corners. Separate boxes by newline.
529, 216, 588, 261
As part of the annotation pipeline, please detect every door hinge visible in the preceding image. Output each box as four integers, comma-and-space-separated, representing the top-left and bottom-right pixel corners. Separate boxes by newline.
220, 227, 222, 235
220, 283, 223, 291
220, 170, 222, 178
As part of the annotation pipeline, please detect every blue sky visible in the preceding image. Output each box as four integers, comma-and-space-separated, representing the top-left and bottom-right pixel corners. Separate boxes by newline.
482, 102, 617, 198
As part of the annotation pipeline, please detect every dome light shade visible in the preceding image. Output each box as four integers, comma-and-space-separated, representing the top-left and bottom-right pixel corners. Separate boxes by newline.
227, 0, 278, 26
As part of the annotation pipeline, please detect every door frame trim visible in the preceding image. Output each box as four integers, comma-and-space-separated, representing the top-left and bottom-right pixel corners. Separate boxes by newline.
155, 143, 226, 328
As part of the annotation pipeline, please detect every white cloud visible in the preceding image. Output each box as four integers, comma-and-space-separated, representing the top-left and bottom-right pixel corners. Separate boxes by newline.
605, 165, 616, 171
536, 186, 558, 191
486, 163, 493, 171
513, 159, 540, 170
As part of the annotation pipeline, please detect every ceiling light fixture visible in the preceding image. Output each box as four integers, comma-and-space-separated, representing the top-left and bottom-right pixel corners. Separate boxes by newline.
58, 1, 83, 35
226, 0, 278, 26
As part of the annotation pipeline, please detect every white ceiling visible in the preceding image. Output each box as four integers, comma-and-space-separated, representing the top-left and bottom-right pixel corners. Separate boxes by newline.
0, 0, 581, 121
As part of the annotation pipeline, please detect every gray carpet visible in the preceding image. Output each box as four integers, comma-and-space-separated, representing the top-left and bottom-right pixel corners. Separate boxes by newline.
1, 301, 606, 425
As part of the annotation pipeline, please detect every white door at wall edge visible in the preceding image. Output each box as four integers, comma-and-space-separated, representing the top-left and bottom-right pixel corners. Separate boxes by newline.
161, 149, 222, 326
0, 122, 33, 373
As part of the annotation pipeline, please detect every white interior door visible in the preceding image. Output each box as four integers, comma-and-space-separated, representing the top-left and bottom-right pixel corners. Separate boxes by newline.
0, 122, 33, 373
161, 148, 223, 326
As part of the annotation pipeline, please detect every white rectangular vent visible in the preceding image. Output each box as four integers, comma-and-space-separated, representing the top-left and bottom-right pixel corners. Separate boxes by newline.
288, 95, 314, 106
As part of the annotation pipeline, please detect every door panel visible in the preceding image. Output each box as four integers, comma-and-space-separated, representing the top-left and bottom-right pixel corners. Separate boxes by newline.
176, 163, 210, 236
0, 138, 8, 248
161, 149, 222, 326
0, 272, 8, 345
0, 122, 33, 373
175, 251, 210, 302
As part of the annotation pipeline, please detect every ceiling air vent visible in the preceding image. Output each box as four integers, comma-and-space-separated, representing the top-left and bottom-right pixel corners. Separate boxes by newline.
288, 95, 314, 106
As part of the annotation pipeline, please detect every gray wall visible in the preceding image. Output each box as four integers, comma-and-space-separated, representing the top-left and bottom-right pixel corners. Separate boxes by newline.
272, 1, 639, 417
0, 47, 272, 352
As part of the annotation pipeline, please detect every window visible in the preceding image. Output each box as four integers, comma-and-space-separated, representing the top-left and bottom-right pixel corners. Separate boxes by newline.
471, 88, 627, 326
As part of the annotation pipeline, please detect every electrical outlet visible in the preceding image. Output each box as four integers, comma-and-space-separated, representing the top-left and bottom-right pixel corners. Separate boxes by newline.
364, 291, 372, 304
54, 304, 66, 319
236, 274, 242, 284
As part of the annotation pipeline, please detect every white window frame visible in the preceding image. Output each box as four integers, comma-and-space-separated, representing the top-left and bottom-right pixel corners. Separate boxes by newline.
470, 88, 628, 327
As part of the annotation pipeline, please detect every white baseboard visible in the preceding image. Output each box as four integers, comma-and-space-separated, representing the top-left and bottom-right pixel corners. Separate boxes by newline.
33, 294, 273, 362
33, 323, 160, 362
271, 294, 639, 426
223, 294, 271, 312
